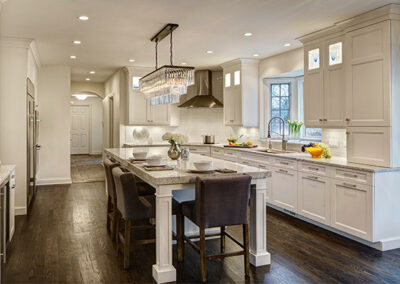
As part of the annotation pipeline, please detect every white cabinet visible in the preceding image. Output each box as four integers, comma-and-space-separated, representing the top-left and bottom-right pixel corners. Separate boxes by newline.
271, 167, 297, 213
346, 127, 391, 167
298, 172, 330, 225
9, 170, 15, 240
303, 37, 346, 128
345, 21, 391, 127
186, 146, 211, 156
221, 59, 259, 127
331, 179, 372, 241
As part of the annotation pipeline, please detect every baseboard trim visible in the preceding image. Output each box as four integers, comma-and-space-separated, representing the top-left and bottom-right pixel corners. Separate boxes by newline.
36, 177, 72, 186
15, 206, 27, 216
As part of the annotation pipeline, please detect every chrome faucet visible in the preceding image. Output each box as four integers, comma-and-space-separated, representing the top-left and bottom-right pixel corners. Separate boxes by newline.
267, 116, 288, 151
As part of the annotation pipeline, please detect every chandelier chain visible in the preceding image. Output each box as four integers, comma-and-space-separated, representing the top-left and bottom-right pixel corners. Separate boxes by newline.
155, 40, 158, 69
170, 27, 173, 65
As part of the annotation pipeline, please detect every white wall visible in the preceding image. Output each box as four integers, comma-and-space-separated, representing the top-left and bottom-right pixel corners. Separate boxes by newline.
0, 38, 31, 215
70, 97, 103, 154
37, 66, 71, 185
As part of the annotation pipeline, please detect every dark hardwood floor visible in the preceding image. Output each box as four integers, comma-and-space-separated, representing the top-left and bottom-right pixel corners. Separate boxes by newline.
4, 180, 400, 283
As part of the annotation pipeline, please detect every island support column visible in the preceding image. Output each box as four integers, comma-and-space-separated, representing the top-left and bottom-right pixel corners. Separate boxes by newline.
152, 185, 176, 283
249, 176, 271, 266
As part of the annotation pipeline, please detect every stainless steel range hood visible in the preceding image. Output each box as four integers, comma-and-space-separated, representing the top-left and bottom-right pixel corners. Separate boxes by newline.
178, 70, 223, 108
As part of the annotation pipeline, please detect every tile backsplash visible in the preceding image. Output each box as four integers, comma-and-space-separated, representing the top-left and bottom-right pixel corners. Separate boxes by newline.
321, 128, 347, 158
124, 108, 260, 144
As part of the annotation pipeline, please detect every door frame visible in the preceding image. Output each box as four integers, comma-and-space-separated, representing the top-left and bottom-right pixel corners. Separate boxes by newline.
70, 104, 92, 155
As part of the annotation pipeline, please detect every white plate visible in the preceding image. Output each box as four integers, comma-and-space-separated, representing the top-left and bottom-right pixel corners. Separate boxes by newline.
143, 163, 168, 167
187, 168, 216, 173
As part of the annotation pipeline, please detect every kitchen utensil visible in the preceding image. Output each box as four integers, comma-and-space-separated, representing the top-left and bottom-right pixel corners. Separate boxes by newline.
193, 160, 213, 171
305, 147, 323, 159
202, 135, 215, 144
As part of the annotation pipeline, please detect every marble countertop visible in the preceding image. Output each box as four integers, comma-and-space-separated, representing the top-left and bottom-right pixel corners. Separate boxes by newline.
124, 142, 217, 147
0, 165, 15, 188
104, 148, 271, 186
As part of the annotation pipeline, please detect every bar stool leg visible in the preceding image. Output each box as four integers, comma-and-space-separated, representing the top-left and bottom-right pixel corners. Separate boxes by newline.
243, 224, 250, 277
123, 220, 131, 269
199, 228, 207, 282
111, 203, 118, 242
115, 211, 120, 252
177, 214, 184, 262
220, 226, 226, 253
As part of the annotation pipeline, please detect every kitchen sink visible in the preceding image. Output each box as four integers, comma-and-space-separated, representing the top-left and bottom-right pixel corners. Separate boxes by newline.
255, 149, 297, 154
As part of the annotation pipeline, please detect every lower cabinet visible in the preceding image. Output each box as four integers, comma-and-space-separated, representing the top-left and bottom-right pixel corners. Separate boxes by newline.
298, 172, 330, 225
330, 179, 372, 241
271, 167, 298, 213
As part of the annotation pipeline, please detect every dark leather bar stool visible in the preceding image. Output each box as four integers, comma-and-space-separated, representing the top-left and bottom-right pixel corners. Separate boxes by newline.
104, 158, 155, 242
178, 175, 252, 282
112, 166, 182, 269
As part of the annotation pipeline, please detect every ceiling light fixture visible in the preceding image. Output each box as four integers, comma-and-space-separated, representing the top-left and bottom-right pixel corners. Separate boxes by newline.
206, 50, 213, 54
85, 78, 91, 81
284, 43, 291, 47
253, 53, 260, 57
129, 59, 135, 62
78, 15, 89, 21
139, 23, 195, 106
243, 32, 253, 37
73, 40, 81, 45
181, 62, 187, 65
89, 71, 95, 74
70, 55, 77, 59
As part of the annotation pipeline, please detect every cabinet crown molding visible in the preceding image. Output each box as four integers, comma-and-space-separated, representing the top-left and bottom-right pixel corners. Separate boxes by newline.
0, 37, 32, 48
220, 58, 259, 69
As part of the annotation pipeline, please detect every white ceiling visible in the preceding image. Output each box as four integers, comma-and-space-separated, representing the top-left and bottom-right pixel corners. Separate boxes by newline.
1, 0, 398, 82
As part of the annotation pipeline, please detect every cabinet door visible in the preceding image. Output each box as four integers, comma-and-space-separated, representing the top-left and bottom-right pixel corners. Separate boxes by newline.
224, 86, 242, 125
324, 38, 346, 127
150, 103, 170, 125
304, 44, 325, 127
298, 173, 330, 225
271, 167, 298, 213
331, 179, 372, 241
347, 127, 390, 167
128, 90, 149, 125
345, 21, 390, 127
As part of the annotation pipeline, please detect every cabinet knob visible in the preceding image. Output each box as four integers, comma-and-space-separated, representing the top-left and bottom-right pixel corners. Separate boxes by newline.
323, 119, 328, 122
345, 118, 350, 122
319, 119, 323, 122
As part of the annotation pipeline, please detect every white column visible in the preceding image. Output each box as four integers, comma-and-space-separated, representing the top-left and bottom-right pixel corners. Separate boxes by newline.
152, 185, 176, 283
249, 176, 271, 266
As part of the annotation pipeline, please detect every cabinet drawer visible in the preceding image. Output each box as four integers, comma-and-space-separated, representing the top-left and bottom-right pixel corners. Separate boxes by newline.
334, 168, 372, 185
187, 146, 210, 155
274, 158, 297, 170
299, 162, 330, 177
240, 152, 273, 166
271, 167, 298, 213
224, 149, 239, 162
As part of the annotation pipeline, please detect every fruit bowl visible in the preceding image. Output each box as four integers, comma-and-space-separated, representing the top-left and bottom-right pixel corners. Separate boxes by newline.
305, 147, 323, 159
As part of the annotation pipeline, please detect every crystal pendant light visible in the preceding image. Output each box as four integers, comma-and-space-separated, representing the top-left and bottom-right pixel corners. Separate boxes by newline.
139, 24, 195, 105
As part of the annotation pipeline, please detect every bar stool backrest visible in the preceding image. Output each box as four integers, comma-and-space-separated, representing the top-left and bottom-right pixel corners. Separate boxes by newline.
104, 158, 120, 203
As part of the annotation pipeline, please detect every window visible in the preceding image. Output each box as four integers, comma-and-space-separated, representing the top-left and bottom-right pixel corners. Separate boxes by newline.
308, 48, 320, 70
329, 42, 342, 66
132, 76, 141, 89
270, 83, 290, 136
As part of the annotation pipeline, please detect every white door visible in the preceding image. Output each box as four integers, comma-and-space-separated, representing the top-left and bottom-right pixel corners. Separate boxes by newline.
271, 167, 298, 213
71, 105, 90, 154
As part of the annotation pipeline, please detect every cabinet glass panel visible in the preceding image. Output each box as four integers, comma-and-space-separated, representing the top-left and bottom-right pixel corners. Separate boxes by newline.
225, 73, 231, 87
234, 71, 240, 86
132, 76, 141, 89
308, 48, 320, 70
329, 42, 342, 66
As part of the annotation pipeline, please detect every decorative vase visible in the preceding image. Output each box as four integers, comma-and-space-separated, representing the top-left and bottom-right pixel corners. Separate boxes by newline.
168, 142, 181, 160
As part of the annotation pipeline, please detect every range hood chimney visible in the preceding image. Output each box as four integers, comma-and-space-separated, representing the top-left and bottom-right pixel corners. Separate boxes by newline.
178, 70, 223, 108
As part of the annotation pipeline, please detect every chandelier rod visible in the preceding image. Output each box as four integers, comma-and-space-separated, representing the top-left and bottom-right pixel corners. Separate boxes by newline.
170, 27, 173, 65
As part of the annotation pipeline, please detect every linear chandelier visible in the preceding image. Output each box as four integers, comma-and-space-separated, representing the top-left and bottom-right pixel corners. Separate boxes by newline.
139, 23, 195, 105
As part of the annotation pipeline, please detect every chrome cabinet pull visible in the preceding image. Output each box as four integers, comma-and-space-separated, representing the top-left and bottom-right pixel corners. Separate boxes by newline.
308, 166, 319, 171
344, 173, 358, 178
280, 161, 289, 165
306, 176, 318, 180
343, 182, 356, 188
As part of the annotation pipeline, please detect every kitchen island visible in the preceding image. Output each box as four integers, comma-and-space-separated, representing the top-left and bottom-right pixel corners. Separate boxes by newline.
104, 147, 272, 284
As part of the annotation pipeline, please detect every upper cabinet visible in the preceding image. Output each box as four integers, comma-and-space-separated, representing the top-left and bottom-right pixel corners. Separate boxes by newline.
221, 59, 259, 127
303, 37, 346, 128
125, 67, 177, 126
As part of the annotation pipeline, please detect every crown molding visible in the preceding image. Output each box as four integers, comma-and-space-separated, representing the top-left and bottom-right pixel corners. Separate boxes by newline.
29, 41, 41, 67
0, 37, 32, 48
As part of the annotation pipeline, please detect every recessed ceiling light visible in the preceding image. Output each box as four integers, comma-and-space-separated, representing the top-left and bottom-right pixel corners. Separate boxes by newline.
206, 50, 213, 54
243, 32, 253, 37
284, 43, 291, 47
181, 62, 187, 65
70, 55, 77, 59
129, 59, 135, 62
78, 15, 89, 21
73, 40, 81, 45
85, 78, 91, 81
253, 53, 260, 57
89, 71, 95, 74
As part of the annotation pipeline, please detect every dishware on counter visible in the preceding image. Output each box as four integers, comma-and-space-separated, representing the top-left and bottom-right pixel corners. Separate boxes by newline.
193, 160, 213, 171
132, 151, 148, 160
202, 135, 215, 144
168, 141, 181, 160
304, 146, 323, 159
146, 155, 163, 166
180, 147, 190, 160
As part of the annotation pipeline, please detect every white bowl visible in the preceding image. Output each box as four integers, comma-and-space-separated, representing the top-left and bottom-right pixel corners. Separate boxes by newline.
193, 160, 213, 171
132, 151, 148, 159
147, 155, 163, 166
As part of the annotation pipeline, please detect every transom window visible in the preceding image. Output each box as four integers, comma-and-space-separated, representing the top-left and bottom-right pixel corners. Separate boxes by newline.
270, 83, 290, 135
